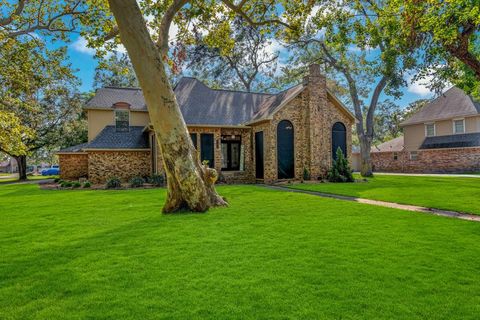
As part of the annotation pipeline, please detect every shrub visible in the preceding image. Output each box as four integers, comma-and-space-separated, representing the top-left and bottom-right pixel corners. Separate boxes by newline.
303, 168, 311, 181
148, 174, 165, 187
327, 148, 354, 183
83, 181, 91, 188
129, 176, 145, 188
72, 182, 81, 188
106, 177, 122, 189
54, 178, 60, 183
61, 181, 72, 188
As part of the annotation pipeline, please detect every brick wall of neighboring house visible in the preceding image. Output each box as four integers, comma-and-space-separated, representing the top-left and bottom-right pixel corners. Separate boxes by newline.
371, 147, 480, 173
59, 153, 89, 180
88, 150, 152, 184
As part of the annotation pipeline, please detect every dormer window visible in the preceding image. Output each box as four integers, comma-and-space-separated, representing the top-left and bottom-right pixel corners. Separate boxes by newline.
425, 123, 435, 137
453, 119, 465, 134
115, 109, 129, 132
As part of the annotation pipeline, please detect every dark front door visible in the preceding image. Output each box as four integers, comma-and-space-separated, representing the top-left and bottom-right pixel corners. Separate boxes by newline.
277, 120, 294, 179
332, 122, 347, 160
255, 131, 264, 179
200, 133, 215, 168
221, 140, 241, 171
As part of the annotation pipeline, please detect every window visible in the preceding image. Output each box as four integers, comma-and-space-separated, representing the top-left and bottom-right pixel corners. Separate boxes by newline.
393, 152, 398, 160
190, 133, 197, 149
410, 151, 418, 161
200, 133, 214, 168
453, 119, 465, 134
425, 123, 435, 137
115, 110, 129, 132
221, 135, 241, 171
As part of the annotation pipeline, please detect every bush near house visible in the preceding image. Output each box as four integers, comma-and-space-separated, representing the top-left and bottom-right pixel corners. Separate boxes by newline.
129, 176, 145, 188
328, 148, 354, 182
106, 177, 122, 189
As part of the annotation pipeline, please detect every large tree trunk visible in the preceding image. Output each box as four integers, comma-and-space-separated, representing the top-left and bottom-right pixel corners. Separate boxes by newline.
359, 136, 373, 177
108, 0, 227, 213
14, 155, 27, 181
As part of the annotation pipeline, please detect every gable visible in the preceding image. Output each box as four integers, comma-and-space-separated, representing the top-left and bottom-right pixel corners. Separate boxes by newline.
401, 87, 480, 126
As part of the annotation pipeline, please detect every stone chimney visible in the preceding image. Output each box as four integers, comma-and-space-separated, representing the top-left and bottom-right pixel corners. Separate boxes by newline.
305, 64, 328, 179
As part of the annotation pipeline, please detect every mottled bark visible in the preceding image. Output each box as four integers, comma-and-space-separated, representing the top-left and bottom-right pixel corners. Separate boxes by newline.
14, 155, 27, 181
108, 0, 227, 212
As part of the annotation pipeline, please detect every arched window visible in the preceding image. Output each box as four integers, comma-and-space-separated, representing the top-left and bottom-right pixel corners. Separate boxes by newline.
332, 122, 347, 160
277, 120, 294, 179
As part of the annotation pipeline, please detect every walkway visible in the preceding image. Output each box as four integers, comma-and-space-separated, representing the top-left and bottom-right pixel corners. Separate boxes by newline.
263, 185, 480, 223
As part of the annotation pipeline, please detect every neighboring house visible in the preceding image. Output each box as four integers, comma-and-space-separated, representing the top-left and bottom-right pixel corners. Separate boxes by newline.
354, 87, 480, 173
0, 157, 18, 174
57, 64, 355, 184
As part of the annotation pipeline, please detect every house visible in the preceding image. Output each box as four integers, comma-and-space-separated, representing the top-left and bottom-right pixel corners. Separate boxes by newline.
57, 64, 355, 184
0, 157, 17, 174
355, 87, 480, 173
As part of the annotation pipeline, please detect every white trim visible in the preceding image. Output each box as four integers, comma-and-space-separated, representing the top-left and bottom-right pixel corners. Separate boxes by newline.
424, 122, 436, 137
452, 118, 465, 134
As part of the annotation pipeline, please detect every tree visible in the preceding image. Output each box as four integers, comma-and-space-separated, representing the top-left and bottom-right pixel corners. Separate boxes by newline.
186, 19, 279, 92
294, 0, 414, 176
0, 37, 82, 180
372, 100, 402, 145
392, 0, 480, 97
94, 53, 139, 88
87, 0, 306, 212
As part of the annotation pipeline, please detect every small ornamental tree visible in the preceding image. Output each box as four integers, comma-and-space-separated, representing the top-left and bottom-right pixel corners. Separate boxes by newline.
327, 148, 354, 183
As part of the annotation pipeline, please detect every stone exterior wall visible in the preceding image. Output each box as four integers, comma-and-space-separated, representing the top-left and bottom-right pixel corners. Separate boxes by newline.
59, 153, 88, 180
154, 126, 255, 184
88, 150, 151, 184
371, 147, 480, 173
252, 65, 354, 183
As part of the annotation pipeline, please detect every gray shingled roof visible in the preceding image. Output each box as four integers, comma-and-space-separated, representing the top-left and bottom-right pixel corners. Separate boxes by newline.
372, 136, 405, 153
401, 87, 480, 126
58, 142, 89, 153
85, 78, 275, 125
420, 132, 480, 149
84, 126, 149, 150
249, 84, 305, 123
86, 87, 147, 110
174, 78, 274, 125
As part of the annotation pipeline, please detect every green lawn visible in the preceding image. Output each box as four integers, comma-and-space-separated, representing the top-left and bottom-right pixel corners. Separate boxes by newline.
289, 174, 480, 215
1, 184, 480, 319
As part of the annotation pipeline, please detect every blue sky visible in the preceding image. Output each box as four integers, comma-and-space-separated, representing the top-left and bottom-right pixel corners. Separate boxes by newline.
68, 34, 435, 109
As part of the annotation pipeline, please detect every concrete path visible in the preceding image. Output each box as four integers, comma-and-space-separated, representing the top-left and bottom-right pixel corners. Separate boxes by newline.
263, 185, 480, 223
372, 172, 480, 178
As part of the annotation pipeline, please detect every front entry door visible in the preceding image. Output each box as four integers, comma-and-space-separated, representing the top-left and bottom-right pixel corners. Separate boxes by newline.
255, 131, 264, 179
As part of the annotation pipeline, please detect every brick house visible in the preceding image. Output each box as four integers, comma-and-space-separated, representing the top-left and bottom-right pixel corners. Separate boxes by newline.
353, 87, 480, 173
57, 64, 355, 184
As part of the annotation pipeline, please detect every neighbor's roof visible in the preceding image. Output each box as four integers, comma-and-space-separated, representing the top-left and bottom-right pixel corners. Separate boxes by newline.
420, 132, 480, 150
57, 142, 89, 153
371, 136, 404, 153
401, 87, 480, 126
85, 77, 354, 126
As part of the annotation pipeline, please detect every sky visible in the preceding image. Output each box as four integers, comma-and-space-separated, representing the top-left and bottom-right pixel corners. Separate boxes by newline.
68, 34, 436, 110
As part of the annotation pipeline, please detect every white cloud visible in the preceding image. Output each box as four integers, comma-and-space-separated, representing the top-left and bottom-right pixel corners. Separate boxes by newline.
71, 36, 96, 55
407, 75, 434, 97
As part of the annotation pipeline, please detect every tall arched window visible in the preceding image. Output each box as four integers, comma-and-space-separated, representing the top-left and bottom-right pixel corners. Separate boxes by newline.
277, 120, 294, 179
332, 122, 347, 160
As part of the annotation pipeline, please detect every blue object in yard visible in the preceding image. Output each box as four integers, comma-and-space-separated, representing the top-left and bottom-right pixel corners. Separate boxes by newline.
42, 167, 60, 176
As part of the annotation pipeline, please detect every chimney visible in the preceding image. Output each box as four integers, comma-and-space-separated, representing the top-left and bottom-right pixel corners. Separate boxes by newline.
305, 63, 328, 179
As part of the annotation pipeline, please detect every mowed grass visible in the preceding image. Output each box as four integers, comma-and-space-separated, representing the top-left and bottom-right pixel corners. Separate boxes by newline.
1, 184, 480, 319
289, 174, 480, 215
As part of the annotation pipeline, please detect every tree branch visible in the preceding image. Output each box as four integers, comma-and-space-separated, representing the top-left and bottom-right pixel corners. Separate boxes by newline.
0, 0, 26, 26
221, 0, 291, 29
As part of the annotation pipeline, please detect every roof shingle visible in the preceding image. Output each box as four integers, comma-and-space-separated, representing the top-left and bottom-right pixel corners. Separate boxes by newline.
420, 132, 480, 149
401, 87, 480, 126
